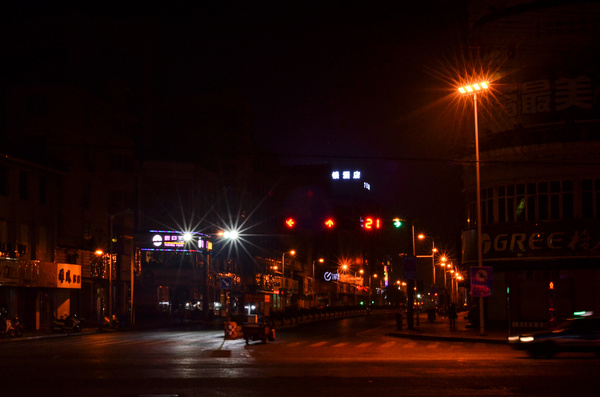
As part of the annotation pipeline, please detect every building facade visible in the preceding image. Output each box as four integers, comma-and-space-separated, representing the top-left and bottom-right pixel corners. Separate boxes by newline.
461, 0, 600, 330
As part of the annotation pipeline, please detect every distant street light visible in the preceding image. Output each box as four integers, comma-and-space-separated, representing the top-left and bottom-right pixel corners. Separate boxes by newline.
459, 80, 490, 335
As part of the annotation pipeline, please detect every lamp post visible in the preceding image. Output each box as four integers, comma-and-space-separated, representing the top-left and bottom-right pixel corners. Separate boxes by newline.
371, 273, 378, 306
312, 258, 323, 308
459, 80, 489, 335
417, 234, 437, 286
281, 250, 295, 292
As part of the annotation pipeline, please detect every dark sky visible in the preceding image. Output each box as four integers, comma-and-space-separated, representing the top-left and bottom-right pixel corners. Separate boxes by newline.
4, 1, 471, 249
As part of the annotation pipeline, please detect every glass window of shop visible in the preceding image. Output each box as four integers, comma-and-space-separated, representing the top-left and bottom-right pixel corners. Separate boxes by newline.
479, 180, 578, 226
582, 179, 600, 219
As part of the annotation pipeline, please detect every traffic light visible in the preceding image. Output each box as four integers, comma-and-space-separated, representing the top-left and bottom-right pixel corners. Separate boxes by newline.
392, 218, 403, 228
324, 218, 335, 228
361, 217, 381, 230
285, 217, 295, 229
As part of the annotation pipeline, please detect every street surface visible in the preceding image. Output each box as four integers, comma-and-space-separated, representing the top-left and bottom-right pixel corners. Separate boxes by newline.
1, 313, 599, 396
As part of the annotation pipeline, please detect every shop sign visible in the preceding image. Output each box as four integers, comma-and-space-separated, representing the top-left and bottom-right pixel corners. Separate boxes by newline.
55, 263, 82, 289
471, 266, 493, 297
462, 221, 600, 263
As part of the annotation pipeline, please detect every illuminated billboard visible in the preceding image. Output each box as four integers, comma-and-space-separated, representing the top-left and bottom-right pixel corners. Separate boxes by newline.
141, 230, 212, 252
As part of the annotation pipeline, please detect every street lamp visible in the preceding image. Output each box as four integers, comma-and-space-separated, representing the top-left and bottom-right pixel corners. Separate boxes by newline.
281, 249, 295, 290
459, 80, 490, 335
440, 256, 448, 289
417, 234, 437, 286
312, 258, 323, 308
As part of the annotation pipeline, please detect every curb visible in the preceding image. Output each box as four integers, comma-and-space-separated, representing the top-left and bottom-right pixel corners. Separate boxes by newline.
388, 330, 508, 344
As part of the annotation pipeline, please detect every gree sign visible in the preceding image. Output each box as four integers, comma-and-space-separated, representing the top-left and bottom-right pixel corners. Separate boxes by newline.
462, 221, 600, 262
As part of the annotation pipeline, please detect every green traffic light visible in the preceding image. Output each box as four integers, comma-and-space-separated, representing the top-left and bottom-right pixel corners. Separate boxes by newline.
393, 218, 402, 228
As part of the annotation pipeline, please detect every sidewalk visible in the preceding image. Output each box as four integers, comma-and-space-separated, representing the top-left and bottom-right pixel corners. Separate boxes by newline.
388, 312, 508, 344
2, 317, 221, 342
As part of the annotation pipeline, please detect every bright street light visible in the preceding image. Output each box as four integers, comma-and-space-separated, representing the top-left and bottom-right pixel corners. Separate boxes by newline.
281, 249, 295, 282
222, 230, 239, 240
459, 79, 490, 335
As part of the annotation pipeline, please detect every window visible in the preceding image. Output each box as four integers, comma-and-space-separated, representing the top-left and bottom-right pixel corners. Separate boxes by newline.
538, 182, 548, 220
479, 180, 578, 227
482, 187, 494, 224
582, 179, 600, 219
562, 181, 574, 219
39, 176, 47, 204
527, 183, 536, 220
498, 186, 506, 223
0, 165, 8, 196
19, 171, 29, 200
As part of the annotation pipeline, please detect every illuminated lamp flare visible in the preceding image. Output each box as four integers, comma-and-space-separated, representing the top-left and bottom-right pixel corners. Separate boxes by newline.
458, 82, 490, 94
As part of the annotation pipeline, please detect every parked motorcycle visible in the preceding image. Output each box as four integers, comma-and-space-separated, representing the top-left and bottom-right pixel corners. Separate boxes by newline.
11, 315, 23, 337
51, 314, 82, 333
103, 314, 120, 329
1, 314, 16, 337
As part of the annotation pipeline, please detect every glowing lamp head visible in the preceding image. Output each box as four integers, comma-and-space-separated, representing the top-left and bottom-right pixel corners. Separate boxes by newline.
223, 230, 239, 240
459, 81, 490, 94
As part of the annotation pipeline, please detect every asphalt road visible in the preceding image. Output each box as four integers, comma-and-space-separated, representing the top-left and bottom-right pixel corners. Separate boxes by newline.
1, 313, 599, 396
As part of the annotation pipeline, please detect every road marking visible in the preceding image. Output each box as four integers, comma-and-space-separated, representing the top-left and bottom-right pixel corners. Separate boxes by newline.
380, 341, 396, 348
427, 342, 440, 348
310, 341, 327, 347
287, 342, 303, 347
403, 341, 417, 348
356, 342, 373, 348
332, 342, 348, 347
450, 342, 463, 348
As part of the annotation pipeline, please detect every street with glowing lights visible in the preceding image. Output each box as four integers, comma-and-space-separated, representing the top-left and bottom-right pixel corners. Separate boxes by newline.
1, 313, 599, 396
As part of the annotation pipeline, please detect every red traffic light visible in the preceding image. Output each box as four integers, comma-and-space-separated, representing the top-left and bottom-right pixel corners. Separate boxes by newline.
285, 218, 295, 228
324, 218, 335, 228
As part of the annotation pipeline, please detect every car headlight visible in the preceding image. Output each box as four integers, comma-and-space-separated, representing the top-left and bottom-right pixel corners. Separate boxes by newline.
520, 336, 534, 343
508, 336, 519, 342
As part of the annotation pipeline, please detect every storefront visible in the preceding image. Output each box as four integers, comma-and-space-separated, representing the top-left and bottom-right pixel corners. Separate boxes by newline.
0, 258, 81, 330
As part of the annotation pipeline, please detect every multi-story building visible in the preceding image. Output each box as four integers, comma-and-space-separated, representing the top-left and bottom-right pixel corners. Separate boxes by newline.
461, 0, 600, 330
3, 85, 137, 329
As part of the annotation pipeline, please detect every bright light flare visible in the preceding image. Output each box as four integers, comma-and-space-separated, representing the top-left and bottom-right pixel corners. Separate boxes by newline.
222, 230, 239, 240
458, 81, 490, 94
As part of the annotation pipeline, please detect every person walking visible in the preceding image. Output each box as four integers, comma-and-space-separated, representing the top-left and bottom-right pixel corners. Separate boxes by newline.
448, 303, 458, 331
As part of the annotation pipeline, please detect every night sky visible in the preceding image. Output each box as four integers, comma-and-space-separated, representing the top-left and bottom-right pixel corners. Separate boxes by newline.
4, 1, 472, 250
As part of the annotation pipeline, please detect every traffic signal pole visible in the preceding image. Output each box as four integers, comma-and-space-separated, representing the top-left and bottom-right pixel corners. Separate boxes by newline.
406, 224, 416, 330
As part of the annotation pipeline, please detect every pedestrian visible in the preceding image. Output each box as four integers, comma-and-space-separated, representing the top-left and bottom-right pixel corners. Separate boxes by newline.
448, 303, 458, 331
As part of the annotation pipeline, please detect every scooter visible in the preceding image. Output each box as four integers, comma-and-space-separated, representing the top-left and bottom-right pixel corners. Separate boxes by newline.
103, 314, 120, 329
52, 314, 82, 333
11, 315, 23, 337
1, 315, 16, 337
